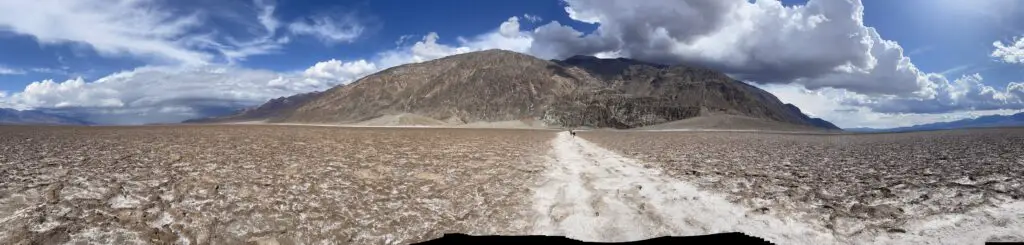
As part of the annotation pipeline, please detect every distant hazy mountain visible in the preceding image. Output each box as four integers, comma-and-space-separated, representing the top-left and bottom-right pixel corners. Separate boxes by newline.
847, 112, 1024, 132
0, 108, 93, 125
183, 91, 321, 123
190, 50, 839, 130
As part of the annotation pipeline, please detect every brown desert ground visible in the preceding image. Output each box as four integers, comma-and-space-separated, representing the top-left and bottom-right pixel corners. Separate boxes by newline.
0, 125, 553, 244
1, 125, 1022, 244
579, 128, 1024, 241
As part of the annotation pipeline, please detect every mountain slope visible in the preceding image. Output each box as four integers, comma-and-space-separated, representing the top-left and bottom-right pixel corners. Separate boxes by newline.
283, 50, 597, 124
850, 112, 1024, 132
195, 50, 839, 130
0, 108, 93, 125
637, 114, 836, 132
183, 91, 321, 123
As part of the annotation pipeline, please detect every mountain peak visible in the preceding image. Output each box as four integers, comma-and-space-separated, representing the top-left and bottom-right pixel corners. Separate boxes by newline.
564, 54, 600, 61
448, 49, 536, 60
189, 50, 839, 130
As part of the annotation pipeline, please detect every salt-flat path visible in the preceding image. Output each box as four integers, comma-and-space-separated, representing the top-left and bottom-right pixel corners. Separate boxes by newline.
529, 132, 1024, 245
530, 132, 836, 244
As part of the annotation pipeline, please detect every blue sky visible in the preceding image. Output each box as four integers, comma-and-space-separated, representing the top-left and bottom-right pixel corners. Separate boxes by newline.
860, 0, 1023, 86
0, 0, 1022, 127
0, 0, 594, 85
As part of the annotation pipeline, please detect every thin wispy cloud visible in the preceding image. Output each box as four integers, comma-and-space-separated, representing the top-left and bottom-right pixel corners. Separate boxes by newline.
522, 14, 543, 23
940, 64, 971, 77
906, 45, 935, 57
0, 65, 25, 75
0, 0, 365, 65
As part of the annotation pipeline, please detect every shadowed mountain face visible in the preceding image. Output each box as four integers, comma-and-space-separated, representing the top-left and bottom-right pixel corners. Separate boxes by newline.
0, 108, 93, 125
191, 50, 839, 130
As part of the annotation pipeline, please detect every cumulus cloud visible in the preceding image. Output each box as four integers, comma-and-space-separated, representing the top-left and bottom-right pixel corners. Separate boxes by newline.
499, 16, 523, 38
0, 15, 531, 124
525, 0, 1024, 116
531, 0, 916, 94
840, 74, 1024, 114
992, 36, 1024, 64
0, 65, 358, 124
463, 17, 534, 51
376, 32, 473, 67
377, 16, 531, 67
302, 59, 378, 81
755, 83, 1023, 128
3, 1, 1019, 127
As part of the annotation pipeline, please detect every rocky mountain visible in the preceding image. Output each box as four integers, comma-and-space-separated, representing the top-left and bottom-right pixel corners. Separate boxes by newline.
183, 91, 321, 123
783, 104, 840, 129
190, 50, 839, 130
0, 108, 93, 125
849, 112, 1024, 132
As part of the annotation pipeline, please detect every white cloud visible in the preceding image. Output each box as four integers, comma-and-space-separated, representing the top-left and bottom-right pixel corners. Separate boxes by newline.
0, 65, 362, 124
755, 83, 1022, 129
0, 15, 533, 124
376, 32, 473, 68
0, 0, 212, 64
940, 65, 971, 77
0, 0, 362, 65
0, 65, 25, 75
288, 15, 364, 45
992, 36, 1024, 64
499, 16, 523, 38
842, 73, 1024, 113
208, 0, 291, 64
526, 0, 1024, 118
3, 3, 1019, 128
29, 68, 68, 75
533, 0, 921, 94
377, 16, 533, 68
523, 14, 543, 23
303, 59, 377, 82
394, 34, 416, 46
463, 17, 534, 52
255, 0, 281, 33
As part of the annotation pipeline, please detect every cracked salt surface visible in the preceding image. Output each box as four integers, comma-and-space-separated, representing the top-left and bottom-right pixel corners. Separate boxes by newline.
532, 132, 836, 244
531, 132, 1023, 244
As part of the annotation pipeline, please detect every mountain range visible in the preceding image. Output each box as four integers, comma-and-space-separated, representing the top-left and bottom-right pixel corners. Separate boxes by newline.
5, 50, 1018, 132
188, 50, 840, 130
847, 112, 1024, 132
0, 108, 93, 125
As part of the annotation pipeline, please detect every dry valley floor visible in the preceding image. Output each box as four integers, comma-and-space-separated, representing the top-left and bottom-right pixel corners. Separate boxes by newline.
1, 125, 1022, 244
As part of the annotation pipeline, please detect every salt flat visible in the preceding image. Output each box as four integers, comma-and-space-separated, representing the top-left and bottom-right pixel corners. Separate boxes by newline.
1, 125, 1021, 244
0, 125, 552, 244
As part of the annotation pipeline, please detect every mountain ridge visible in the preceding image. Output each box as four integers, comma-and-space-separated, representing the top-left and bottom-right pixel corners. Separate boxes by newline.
848, 112, 1024, 132
0, 108, 94, 125
186, 50, 839, 130
182, 91, 322, 123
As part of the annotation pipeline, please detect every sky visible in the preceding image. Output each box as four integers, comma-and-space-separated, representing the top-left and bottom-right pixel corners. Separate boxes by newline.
0, 0, 1022, 127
